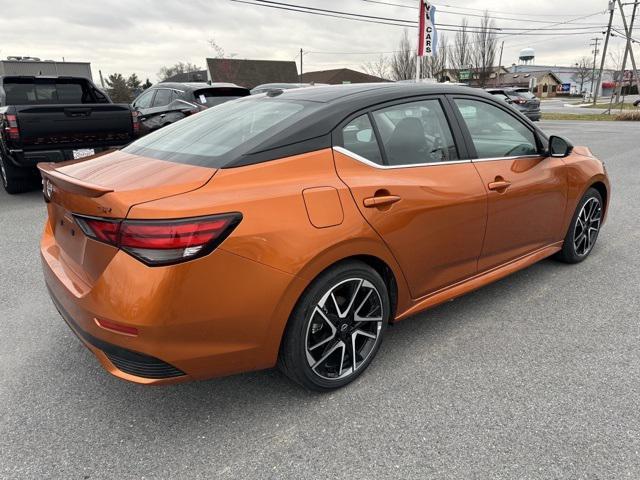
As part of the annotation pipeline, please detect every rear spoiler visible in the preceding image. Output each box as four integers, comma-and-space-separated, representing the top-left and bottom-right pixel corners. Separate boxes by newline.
37, 162, 114, 198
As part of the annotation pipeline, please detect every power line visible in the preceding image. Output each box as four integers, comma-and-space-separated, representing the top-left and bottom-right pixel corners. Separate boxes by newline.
232, 0, 606, 35
235, 0, 502, 30
359, 0, 611, 26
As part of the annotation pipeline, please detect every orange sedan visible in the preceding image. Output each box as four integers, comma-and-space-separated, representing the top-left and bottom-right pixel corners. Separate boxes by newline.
39, 84, 610, 390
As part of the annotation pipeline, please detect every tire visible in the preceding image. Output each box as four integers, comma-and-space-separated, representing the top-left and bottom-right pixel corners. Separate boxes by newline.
0, 151, 35, 194
278, 260, 390, 391
555, 187, 604, 263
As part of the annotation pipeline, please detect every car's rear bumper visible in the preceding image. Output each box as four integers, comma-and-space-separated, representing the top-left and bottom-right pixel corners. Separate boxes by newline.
8, 148, 115, 168
524, 111, 541, 121
41, 221, 299, 385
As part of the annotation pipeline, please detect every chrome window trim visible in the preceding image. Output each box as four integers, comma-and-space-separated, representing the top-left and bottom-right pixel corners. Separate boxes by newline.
472, 154, 543, 163
333, 146, 472, 169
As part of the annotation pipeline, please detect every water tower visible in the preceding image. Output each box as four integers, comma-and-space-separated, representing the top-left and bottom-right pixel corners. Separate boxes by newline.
519, 48, 535, 65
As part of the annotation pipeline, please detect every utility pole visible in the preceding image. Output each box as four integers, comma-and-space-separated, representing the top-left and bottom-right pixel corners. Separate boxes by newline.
497, 41, 504, 87
299, 48, 303, 83
614, 0, 638, 104
99, 70, 105, 89
616, 0, 640, 104
590, 37, 601, 100
594, 1, 616, 105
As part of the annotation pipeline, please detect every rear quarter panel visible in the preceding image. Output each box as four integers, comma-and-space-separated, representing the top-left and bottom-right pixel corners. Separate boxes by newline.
127, 149, 412, 365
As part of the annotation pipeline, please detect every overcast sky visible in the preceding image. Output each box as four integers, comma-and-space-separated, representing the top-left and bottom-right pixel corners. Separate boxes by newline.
0, 0, 635, 84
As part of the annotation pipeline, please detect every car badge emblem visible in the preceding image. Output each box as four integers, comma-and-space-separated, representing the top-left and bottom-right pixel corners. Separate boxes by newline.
44, 179, 53, 200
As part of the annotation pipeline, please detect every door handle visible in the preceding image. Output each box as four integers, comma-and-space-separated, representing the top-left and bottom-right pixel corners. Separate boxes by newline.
363, 195, 401, 208
488, 180, 512, 192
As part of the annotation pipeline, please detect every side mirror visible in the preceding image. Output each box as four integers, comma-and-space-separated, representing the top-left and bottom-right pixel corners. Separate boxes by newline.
548, 135, 574, 158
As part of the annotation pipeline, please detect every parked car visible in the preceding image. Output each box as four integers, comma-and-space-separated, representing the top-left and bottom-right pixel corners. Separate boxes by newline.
250, 83, 328, 94
0, 75, 139, 194
486, 87, 541, 121
634, 98, 640, 107
132, 82, 249, 133
39, 84, 609, 391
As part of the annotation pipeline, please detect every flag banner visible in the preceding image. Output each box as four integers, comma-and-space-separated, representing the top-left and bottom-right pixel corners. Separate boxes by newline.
418, 1, 438, 57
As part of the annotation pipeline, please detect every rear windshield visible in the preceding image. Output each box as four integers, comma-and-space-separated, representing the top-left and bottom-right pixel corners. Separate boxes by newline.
122, 96, 320, 168
3, 78, 108, 105
193, 88, 249, 107
508, 89, 536, 100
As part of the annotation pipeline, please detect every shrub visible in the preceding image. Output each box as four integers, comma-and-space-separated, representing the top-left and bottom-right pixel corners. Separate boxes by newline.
615, 111, 640, 121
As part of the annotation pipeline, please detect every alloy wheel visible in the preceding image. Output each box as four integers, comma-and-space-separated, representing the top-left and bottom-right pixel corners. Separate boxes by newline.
573, 197, 602, 257
305, 278, 384, 381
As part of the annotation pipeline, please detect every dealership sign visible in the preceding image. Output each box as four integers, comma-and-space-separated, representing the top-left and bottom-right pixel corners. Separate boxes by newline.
418, 1, 438, 57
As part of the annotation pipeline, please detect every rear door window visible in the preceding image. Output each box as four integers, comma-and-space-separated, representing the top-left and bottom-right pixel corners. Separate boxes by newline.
372, 99, 459, 165
152, 89, 172, 107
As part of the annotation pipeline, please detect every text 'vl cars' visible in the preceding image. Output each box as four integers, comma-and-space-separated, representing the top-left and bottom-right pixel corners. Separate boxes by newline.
39, 83, 610, 391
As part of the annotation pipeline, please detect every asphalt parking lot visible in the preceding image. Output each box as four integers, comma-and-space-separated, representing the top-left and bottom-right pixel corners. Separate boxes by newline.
1, 120, 639, 479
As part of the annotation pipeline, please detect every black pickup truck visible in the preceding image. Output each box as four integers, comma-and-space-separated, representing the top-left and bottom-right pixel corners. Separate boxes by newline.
0, 76, 139, 194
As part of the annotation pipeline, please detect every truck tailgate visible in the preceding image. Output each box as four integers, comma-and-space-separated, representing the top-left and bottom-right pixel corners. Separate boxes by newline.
15, 104, 134, 150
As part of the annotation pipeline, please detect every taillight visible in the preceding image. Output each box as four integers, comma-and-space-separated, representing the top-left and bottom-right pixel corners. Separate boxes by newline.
183, 104, 206, 116
512, 98, 527, 105
131, 110, 140, 135
74, 213, 242, 266
3, 114, 20, 141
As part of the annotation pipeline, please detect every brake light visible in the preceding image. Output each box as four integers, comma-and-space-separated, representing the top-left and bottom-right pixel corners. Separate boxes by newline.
183, 104, 206, 116
131, 110, 140, 135
512, 98, 527, 105
3, 114, 20, 141
80, 217, 120, 244
74, 213, 242, 266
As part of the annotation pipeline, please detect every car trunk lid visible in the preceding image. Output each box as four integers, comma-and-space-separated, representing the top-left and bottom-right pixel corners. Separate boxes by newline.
38, 150, 216, 284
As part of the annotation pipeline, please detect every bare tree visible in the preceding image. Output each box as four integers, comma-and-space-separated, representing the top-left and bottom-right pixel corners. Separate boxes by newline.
420, 34, 449, 80
208, 38, 226, 58
471, 12, 497, 87
157, 62, 203, 81
451, 18, 471, 77
362, 54, 391, 80
390, 29, 415, 81
573, 56, 594, 94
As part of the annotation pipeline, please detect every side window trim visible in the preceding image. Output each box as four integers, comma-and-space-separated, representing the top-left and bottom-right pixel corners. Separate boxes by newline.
446, 94, 544, 160
333, 146, 472, 169
333, 94, 471, 169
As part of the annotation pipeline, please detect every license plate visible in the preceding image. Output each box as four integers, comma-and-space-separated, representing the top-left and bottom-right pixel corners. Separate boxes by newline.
72, 148, 95, 160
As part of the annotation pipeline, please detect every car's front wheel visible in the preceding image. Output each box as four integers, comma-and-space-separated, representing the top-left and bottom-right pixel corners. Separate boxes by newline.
555, 187, 604, 263
279, 261, 390, 391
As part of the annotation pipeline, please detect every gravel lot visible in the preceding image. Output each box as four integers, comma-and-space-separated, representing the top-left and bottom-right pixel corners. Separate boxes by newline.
1, 121, 638, 479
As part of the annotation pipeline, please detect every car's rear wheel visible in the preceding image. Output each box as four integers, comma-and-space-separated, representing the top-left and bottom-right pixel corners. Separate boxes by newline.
0, 151, 33, 195
279, 261, 389, 391
555, 188, 603, 263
